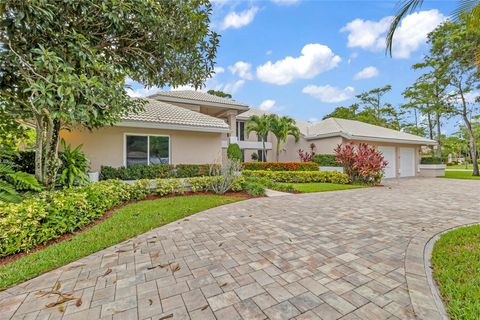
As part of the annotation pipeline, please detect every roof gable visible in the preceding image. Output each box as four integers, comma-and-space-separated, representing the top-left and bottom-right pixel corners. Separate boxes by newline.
149, 90, 249, 110
121, 99, 229, 132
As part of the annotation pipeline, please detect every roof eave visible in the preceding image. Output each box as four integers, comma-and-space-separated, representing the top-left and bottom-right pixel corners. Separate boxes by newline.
305, 132, 436, 145
117, 120, 230, 133
149, 94, 249, 111
349, 134, 436, 145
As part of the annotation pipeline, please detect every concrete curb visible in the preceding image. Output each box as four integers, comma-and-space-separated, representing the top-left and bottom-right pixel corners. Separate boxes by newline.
405, 221, 478, 320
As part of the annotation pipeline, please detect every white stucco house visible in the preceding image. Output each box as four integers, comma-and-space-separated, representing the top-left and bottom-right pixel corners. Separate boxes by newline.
61, 90, 435, 178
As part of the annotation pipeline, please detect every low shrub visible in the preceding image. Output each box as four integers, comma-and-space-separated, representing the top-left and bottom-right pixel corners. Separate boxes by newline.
242, 162, 318, 171
335, 143, 387, 185
242, 181, 266, 196
100, 164, 175, 180
175, 164, 214, 178
0, 180, 148, 257
313, 154, 340, 167
242, 170, 350, 184
0, 174, 248, 258
100, 164, 220, 180
227, 143, 242, 162
420, 157, 444, 164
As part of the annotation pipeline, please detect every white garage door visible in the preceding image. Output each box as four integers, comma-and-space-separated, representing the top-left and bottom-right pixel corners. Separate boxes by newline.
377, 146, 396, 178
400, 147, 416, 177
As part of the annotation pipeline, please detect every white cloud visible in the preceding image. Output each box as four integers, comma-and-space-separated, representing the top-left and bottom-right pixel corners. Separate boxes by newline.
341, 16, 392, 51
214, 66, 225, 74
126, 86, 161, 97
354, 66, 379, 80
271, 0, 301, 5
259, 99, 276, 111
341, 10, 445, 58
221, 7, 258, 30
256, 43, 341, 85
223, 79, 245, 94
302, 85, 355, 103
393, 10, 446, 58
266, 50, 273, 56
229, 61, 253, 80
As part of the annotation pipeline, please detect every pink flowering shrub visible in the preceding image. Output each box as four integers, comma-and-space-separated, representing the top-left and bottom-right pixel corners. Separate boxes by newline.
334, 142, 388, 185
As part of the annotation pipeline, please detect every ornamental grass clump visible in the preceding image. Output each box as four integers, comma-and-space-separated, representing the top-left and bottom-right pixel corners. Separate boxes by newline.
334, 143, 388, 185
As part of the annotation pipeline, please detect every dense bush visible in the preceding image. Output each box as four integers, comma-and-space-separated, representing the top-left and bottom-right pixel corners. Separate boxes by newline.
335, 143, 387, 185
12, 151, 35, 174
421, 157, 444, 164
175, 164, 214, 178
313, 154, 340, 167
0, 180, 148, 257
227, 143, 243, 162
100, 164, 176, 180
0, 175, 247, 257
242, 162, 318, 171
99, 164, 221, 180
242, 170, 350, 184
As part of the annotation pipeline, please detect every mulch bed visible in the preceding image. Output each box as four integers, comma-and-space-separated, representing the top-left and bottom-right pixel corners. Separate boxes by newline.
0, 192, 252, 267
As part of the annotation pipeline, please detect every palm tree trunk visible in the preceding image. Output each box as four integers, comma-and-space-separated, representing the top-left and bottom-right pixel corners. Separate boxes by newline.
276, 141, 280, 162
262, 138, 266, 162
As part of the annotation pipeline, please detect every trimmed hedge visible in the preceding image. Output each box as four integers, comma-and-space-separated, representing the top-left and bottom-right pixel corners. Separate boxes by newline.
420, 157, 444, 164
0, 176, 245, 258
313, 154, 340, 167
242, 162, 318, 171
99, 164, 218, 180
242, 170, 350, 184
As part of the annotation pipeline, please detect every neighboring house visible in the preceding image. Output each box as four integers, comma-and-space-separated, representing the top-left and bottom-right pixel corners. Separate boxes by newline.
61, 90, 435, 178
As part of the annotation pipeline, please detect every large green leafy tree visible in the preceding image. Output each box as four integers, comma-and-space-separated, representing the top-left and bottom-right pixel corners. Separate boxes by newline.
269, 115, 300, 162
402, 70, 451, 157
0, 1, 219, 187
425, 20, 480, 175
324, 86, 403, 130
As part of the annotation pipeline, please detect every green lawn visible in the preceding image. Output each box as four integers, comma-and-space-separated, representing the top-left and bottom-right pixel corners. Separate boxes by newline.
285, 182, 365, 193
446, 164, 474, 170
441, 171, 480, 180
0, 195, 243, 290
432, 225, 480, 319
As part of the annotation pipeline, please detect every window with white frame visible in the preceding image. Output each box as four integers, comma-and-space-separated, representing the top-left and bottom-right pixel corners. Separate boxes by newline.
125, 134, 170, 167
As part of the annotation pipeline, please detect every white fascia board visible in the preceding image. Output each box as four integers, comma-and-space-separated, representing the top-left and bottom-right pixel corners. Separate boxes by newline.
118, 120, 230, 133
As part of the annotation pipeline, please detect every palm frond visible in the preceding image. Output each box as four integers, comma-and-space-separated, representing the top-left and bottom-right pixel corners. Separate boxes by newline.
386, 0, 424, 56
8, 171, 41, 191
0, 180, 21, 203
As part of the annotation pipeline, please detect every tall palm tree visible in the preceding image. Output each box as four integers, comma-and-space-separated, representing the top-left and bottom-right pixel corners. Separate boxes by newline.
246, 114, 271, 162
386, 0, 480, 63
269, 115, 300, 162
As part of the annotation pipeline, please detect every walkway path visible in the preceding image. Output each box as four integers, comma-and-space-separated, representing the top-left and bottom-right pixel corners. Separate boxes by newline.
1, 178, 479, 320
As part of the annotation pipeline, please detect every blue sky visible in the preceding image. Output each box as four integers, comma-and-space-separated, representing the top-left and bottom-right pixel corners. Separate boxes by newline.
128, 0, 461, 133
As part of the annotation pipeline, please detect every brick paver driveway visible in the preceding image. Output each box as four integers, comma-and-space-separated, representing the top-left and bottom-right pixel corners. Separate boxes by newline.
2, 178, 479, 320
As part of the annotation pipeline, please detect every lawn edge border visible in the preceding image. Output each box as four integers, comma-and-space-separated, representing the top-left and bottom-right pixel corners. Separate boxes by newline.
405, 221, 479, 320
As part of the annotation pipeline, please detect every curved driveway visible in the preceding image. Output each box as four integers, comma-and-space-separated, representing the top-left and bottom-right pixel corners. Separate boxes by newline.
1, 178, 479, 320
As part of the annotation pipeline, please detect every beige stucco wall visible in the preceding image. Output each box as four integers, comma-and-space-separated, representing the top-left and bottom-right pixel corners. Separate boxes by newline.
60, 126, 223, 172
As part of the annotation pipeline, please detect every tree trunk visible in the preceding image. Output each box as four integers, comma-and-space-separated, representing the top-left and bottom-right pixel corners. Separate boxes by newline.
463, 116, 479, 176
276, 141, 280, 162
34, 115, 44, 182
458, 85, 479, 176
262, 138, 266, 162
435, 111, 442, 158
427, 111, 434, 156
